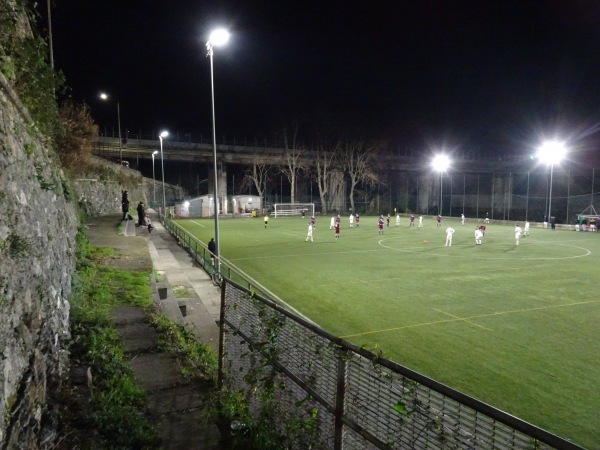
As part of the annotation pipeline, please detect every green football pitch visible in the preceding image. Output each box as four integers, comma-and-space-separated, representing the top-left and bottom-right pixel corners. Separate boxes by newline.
176, 215, 599, 448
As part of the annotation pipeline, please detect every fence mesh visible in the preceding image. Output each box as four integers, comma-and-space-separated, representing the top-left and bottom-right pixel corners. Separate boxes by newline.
220, 280, 578, 450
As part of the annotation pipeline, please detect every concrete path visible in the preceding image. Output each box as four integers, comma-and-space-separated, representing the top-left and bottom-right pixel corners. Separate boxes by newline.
88, 213, 223, 449
124, 212, 220, 352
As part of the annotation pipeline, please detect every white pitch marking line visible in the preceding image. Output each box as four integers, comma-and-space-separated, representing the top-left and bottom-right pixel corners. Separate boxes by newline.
433, 308, 494, 332
190, 220, 206, 228
341, 299, 600, 339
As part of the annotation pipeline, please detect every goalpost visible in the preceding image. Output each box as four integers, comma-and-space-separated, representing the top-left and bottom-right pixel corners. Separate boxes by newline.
273, 203, 315, 218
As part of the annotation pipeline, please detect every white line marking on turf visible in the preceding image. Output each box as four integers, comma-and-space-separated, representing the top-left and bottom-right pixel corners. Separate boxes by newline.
190, 220, 206, 228
433, 308, 494, 332
377, 237, 592, 261
341, 299, 600, 339
231, 249, 380, 261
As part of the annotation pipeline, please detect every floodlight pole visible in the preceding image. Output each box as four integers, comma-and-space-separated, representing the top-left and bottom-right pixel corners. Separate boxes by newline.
206, 29, 229, 275
152, 150, 158, 205
117, 101, 122, 163
439, 172, 443, 216
548, 163, 555, 222
208, 39, 221, 274
159, 132, 168, 219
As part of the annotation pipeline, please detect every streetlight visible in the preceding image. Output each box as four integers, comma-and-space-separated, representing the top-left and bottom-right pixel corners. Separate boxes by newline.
536, 140, 566, 225
99, 92, 122, 164
432, 154, 451, 216
159, 131, 169, 219
151, 150, 158, 206
206, 28, 230, 274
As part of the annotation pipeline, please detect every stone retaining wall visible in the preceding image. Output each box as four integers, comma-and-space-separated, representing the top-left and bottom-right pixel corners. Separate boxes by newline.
0, 70, 77, 447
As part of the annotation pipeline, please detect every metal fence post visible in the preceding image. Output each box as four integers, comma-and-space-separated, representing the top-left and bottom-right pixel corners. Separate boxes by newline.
334, 346, 348, 450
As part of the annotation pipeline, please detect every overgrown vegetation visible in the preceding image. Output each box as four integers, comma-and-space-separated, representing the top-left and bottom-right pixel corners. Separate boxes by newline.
56, 99, 99, 168
0, 0, 63, 138
150, 313, 217, 382
56, 230, 159, 449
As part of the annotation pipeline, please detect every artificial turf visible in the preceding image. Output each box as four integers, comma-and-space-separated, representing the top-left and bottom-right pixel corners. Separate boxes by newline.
176, 215, 599, 448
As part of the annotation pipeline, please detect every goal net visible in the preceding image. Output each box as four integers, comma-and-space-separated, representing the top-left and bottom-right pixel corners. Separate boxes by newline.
273, 203, 315, 218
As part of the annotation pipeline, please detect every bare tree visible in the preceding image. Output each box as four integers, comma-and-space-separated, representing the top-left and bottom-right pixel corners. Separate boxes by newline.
240, 159, 271, 204
341, 140, 378, 212
280, 123, 306, 205
314, 138, 341, 215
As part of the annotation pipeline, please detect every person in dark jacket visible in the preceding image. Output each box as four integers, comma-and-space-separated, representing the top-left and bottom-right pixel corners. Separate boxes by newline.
208, 238, 216, 265
137, 201, 145, 226
121, 191, 129, 220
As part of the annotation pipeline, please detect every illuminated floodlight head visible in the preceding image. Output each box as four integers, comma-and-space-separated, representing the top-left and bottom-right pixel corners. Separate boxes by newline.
183, 201, 190, 208
209, 29, 230, 47
159, 130, 169, 139
152, 150, 158, 155
432, 154, 451, 172
99, 92, 108, 100
536, 140, 566, 165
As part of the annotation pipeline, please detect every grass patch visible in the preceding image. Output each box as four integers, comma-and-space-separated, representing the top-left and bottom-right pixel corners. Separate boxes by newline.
116, 219, 126, 236
175, 215, 600, 448
172, 285, 194, 298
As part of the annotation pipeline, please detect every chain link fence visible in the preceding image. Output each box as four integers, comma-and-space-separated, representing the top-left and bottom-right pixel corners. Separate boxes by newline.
219, 279, 582, 450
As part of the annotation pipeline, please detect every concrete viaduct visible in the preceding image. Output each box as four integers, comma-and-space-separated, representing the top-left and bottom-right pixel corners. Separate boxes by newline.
93, 136, 563, 217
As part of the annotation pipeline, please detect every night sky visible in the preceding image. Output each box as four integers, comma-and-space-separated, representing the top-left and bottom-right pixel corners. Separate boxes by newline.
41, 0, 600, 156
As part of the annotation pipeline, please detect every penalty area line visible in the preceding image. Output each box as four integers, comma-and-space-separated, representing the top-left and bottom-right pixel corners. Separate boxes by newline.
341, 299, 600, 339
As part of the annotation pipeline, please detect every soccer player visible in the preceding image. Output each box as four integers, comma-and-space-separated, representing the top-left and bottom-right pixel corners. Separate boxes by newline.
524, 221, 530, 236
461, 213, 465, 225
479, 224, 486, 236
349, 213, 354, 227
515, 224, 522, 246
378, 215, 384, 234
409, 214, 415, 227
396, 213, 400, 226
445, 226, 455, 246
437, 215, 442, 227
418, 215, 423, 227
264, 214, 269, 228
485, 212, 490, 224
330, 216, 335, 229
386, 214, 390, 227
306, 222, 313, 242
475, 227, 483, 245
311, 215, 316, 228
335, 221, 340, 239
355, 213, 360, 227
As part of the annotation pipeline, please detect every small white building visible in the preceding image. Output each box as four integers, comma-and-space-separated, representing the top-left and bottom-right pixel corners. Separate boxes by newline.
231, 195, 261, 214
175, 195, 260, 218
175, 195, 219, 218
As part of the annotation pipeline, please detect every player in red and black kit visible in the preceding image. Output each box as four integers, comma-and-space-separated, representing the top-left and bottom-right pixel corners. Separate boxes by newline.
386, 214, 390, 227
355, 213, 360, 227
378, 215, 384, 234
479, 225, 486, 236
311, 216, 316, 228
335, 221, 340, 239
437, 215, 442, 227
